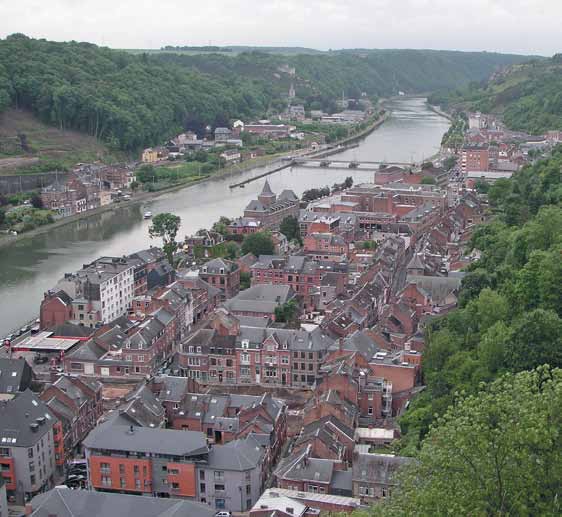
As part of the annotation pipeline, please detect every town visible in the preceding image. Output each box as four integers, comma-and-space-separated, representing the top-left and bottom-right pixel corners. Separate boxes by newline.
1, 104, 520, 516
0, 93, 377, 236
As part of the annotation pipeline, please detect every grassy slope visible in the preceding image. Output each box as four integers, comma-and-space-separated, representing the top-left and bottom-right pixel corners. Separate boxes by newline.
0, 109, 125, 175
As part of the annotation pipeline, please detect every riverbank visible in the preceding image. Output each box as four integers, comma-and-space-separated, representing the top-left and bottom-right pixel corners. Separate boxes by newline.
0, 113, 389, 249
425, 101, 454, 121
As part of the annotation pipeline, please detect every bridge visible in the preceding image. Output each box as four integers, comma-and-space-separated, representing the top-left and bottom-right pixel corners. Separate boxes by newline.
292, 158, 416, 169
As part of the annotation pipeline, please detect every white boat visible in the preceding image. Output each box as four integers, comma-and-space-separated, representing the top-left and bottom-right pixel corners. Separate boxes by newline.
143, 211, 152, 219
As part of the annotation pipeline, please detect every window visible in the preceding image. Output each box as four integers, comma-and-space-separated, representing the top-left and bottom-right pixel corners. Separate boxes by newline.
368, 407, 373, 415
120, 478, 126, 488
199, 471, 205, 480
119, 464, 125, 474
281, 356, 289, 364
214, 484, 225, 491
200, 483, 206, 493
169, 468, 179, 475
214, 471, 224, 481
246, 485, 251, 495
101, 475, 111, 487
30, 474, 36, 485
216, 499, 226, 509
368, 393, 374, 401
28, 448, 34, 458
136, 479, 142, 489
133, 465, 140, 474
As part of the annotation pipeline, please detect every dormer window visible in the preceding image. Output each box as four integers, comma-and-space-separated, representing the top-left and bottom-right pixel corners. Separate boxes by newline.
202, 267, 207, 273
241, 340, 249, 350
219, 268, 225, 275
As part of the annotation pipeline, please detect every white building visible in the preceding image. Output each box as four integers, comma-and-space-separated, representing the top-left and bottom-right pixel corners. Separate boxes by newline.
59, 257, 136, 326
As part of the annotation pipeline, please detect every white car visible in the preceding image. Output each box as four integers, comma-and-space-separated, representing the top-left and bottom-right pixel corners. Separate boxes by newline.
215, 512, 232, 517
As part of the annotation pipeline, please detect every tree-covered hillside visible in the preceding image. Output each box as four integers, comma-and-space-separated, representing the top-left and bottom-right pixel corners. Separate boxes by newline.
429, 54, 562, 134
363, 146, 562, 516
0, 34, 530, 151
399, 146, 562, 453
157, 49, 530, 114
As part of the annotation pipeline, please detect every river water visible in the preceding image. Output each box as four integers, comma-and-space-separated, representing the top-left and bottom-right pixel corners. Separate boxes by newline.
0, 97, 449, 336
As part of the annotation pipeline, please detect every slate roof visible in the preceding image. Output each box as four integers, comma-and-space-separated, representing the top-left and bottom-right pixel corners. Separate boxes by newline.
0, 389, 56, 448
0, 357, 33, 394
261, 180, 275, 196
275, 446, 336, 484
201, 258, 229, 275
30, 488, 216, 517
223, 284, 294, 315
83, 423, 208, 457
153, 375, 190, 403
206, 435, 264, 471
352, 452, 414, 485
237, 325, 334, 352
406, 275, 462, 304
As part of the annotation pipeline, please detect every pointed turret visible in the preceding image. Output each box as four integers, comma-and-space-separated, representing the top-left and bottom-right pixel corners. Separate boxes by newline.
258, 180, 276, 207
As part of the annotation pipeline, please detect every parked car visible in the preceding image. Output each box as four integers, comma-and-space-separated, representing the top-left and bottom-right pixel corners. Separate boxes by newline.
215, 512, 232, 517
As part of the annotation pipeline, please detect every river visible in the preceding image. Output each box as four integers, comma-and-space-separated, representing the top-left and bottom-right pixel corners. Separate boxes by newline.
0, 97, 449, 336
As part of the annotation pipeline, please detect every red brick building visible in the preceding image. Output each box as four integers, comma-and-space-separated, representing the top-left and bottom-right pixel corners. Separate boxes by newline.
199, 258, 240, 299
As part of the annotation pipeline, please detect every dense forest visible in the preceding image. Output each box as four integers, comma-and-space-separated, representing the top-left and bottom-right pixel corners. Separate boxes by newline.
0, 34, 529, 151
429, 54, 562, 134
156, 49, 530, 115
370, 148, 562, 514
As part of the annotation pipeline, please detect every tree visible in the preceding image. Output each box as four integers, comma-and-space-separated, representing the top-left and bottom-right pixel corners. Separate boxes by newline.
240, 271, 251, 290
136, 165, 157, 184
279, 215, 300, 243
30, 193, 43, 209
149, 213, 181, 265
344, 176, 353, 188
505, 309, 562, 372
420, 176, 436, 185
241, 231, 275, 256
421, 161, 434, 170
130, 180, 139, 192
375, 367, 562, 516
274, 300, 299, 325
0, 209, 5, 226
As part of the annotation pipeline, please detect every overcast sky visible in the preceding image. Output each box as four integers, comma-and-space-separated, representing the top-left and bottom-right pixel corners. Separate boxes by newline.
0, 0, 560, 56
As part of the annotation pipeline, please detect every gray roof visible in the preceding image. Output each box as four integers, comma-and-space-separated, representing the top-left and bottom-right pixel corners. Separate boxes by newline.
278, 189, 298, 202
202, 258, 235, 274
237, 325, 334, 352
406, 275, 462, 304
0, 389, 56, 448
352, 453, 414, 485
275, 447, 336, 484
331, 469, 353, 492
0, 357, 33, 394
206, 435, 264, 471
83, 423, 208, 457
154, 375, 190, 403
223, 284, 294, 315
260, 180, 275, 196
30, 488, 215, 517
